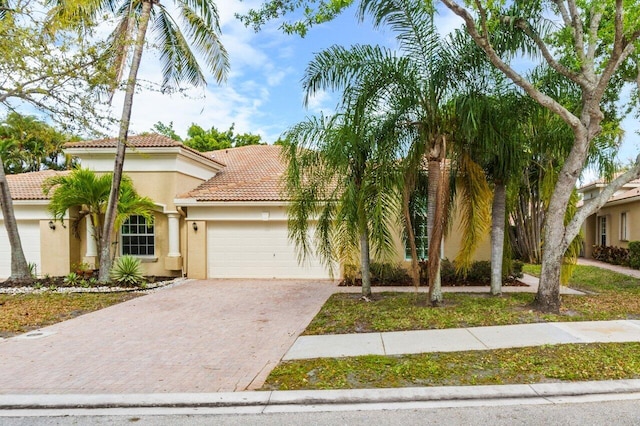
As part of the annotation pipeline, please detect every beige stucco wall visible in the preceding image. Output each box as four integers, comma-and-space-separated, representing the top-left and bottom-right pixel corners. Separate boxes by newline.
583, 199, 640, 256
122, 171, 202, 211
583, 214, 597, 258
39, 219, 73, 276
186, 220, 207, 279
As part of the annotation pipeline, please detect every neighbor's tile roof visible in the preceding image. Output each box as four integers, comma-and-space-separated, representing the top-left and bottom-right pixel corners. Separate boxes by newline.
179, 145, 286, 202
608, 186, 640, 203
6, 169, 69, 200
579, 176, 640, 191
63, 134, 225, 167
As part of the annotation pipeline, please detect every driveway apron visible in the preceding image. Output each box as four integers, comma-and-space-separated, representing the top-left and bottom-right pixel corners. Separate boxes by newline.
0, 279, 336, 394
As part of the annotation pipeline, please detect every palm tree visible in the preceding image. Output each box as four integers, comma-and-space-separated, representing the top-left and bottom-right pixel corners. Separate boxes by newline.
452, 88, 525, 295
49, 0, 229, 282
43, 168, 156, 267
303, 0, 459, 305
282, 112, 401, 298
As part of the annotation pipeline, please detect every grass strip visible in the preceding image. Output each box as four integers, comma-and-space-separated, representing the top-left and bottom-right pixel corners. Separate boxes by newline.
0, 292, 140, 337
263, 342, 640, 390
305, 265, 640, 335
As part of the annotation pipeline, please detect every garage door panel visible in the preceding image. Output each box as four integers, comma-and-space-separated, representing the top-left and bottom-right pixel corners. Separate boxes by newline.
207, 221, 331, 279
0, 221, 41, 278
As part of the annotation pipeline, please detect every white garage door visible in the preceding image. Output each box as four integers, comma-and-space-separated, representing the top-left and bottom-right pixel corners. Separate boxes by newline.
0, 221, 41, 278
207, 221, 331, 279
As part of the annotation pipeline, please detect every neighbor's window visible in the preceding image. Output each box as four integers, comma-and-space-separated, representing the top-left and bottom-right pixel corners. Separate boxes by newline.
620, 212, 628, 241
599, 216, 607, 246
121, 215, 155, 256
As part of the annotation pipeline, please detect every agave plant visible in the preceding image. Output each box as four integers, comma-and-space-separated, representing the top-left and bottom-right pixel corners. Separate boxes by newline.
110, 255, 144, 287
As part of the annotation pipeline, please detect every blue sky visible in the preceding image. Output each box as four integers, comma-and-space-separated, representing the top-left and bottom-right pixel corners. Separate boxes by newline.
113, 0, 638, 168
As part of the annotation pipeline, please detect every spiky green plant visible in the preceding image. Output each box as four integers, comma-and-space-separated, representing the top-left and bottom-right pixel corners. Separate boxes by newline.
110, 255, 144, 287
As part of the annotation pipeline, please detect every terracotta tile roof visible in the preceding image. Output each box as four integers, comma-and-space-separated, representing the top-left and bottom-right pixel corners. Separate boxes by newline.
608, 187, 640, 203
63, 134, 225, 167
579, 176, 640, 191
179, 145, 286, 201
5, 170, 69, 200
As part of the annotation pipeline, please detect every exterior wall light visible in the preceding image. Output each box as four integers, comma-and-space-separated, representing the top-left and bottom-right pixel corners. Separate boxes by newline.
192, 222, 198, 232
48, 220, 56, 230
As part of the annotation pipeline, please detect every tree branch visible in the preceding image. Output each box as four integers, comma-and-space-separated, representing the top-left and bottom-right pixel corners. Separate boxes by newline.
566, 0, 586, 62
439, 0, 583, 131
586, 7, 603, 64
566, 157, 640, 245
504, 16, 586, 86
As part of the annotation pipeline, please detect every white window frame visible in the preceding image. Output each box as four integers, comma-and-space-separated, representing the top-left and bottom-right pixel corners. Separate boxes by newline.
120, 215, 155, 257
620, 212, 628, 241
598, 216, 607, 246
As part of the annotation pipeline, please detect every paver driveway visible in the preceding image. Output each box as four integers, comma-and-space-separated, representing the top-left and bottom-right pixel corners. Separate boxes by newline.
0, 279, 336, 394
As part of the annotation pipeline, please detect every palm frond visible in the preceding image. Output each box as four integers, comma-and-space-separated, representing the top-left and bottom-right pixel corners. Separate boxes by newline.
176, 0, 228, 83
153, 5, 205, 88
453, 154, 492, 274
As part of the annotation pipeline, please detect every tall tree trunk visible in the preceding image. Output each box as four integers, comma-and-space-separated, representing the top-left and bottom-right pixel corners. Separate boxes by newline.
427, 136, 446, 305
490, 182, 506, 295
402, 182, 420, 290
359, 228, 372, 299
535, 129, 591, 312
98, 1, 153, 283
0, 154, 32, 282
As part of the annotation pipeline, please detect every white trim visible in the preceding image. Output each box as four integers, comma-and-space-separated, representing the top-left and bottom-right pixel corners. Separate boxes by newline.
166, 212, 181, 257
85, 220, 97, 257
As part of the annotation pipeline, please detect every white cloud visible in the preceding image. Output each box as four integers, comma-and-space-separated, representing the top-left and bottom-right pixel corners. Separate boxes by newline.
305, 89, 335, 115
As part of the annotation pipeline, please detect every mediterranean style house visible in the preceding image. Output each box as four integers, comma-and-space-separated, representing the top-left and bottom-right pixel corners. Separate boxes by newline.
580, 177, 640, 258
0, 134, 490, 280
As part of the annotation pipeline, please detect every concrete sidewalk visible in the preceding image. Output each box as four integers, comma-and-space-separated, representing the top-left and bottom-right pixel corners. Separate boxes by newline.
578, 258, 640, 278
285, 320, 640, 360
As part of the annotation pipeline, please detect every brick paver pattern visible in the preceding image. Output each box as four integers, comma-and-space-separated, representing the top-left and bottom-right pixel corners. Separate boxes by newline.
0, 279, 336, 394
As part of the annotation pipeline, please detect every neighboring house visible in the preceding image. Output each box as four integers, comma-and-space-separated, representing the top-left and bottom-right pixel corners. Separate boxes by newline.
0, 134, 490, 280
579, 178, 640, 258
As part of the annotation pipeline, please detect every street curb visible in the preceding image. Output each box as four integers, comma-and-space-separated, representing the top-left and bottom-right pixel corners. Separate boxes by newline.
1, 379, 640, 410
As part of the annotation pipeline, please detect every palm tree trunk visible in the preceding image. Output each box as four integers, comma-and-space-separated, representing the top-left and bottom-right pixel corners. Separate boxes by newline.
359, 228, 372, 298
490, 182, 506, 295
402, 182, 420, 290
0, 154, 32, 282
427, 136, 446, 305
98, 0, 153, 283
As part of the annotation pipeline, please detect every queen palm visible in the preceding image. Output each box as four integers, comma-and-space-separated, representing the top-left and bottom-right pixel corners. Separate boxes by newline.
49, 0, 229, 281
44, 168, 156, 260
282, 112, 401, 298
303, 0, 459, 305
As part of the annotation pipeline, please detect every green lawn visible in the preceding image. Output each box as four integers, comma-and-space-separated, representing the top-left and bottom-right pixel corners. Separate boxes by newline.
305, 265, 640, 335
263, 264, 640, 390
0, 292, 141, 337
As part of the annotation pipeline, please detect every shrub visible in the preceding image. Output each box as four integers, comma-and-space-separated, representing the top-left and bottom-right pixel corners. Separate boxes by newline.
439, 259, 457, 283
370, 262, 411, 285
110, 255, 145, 287
466, 261, 491, 284
507, 260, 524, 281
592, 245, 630, 266
63, 272, 80, 286
342, 264, 359, 286
28, 262, 38, 278
629, 241, 640, 269
440, 259, 520, 285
